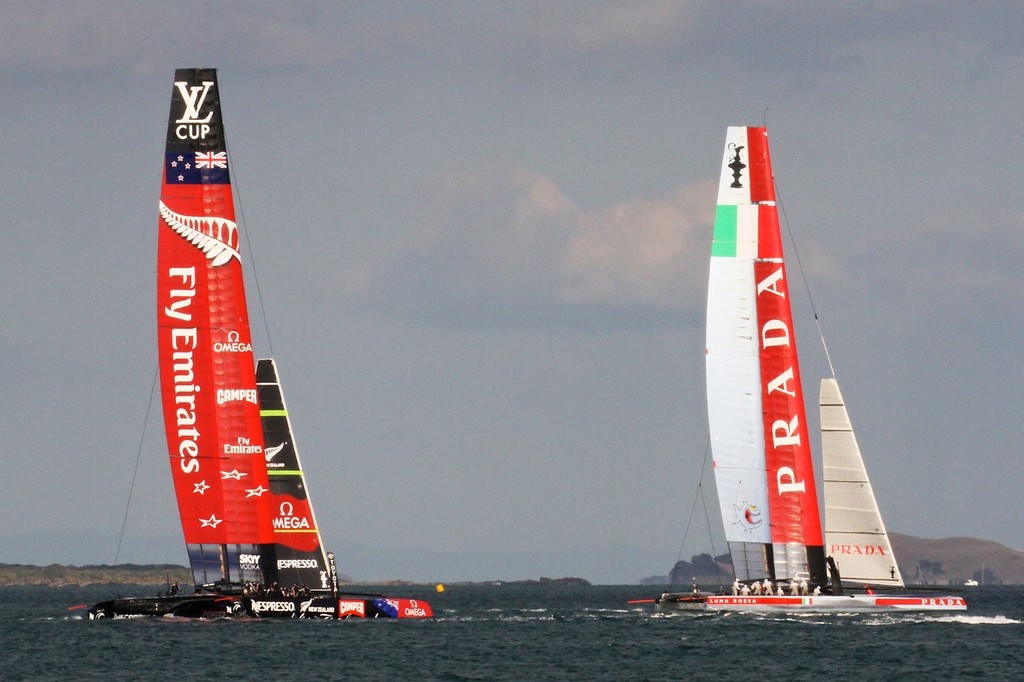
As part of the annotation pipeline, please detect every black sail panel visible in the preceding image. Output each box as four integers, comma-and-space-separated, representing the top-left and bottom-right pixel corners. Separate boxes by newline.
256, 359, 332, 592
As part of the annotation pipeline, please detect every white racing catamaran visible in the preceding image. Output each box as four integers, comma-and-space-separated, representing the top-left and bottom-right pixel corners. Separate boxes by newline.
700, 127, 965, 612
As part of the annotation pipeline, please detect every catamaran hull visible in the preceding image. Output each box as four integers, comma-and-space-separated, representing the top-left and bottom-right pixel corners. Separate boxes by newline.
242, 595, 432, 619
87, 594, 432, 619
705, 594, 967, 612
88, 594, 242, 619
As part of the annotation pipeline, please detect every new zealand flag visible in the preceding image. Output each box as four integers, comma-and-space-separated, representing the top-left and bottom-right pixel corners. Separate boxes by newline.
165, 150, 230, 184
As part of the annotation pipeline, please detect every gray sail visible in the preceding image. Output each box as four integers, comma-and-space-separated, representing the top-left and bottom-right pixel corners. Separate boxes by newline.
821, 378, 904, 587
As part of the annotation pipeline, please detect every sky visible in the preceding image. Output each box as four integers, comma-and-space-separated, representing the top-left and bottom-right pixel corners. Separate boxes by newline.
1, 1, 1022, 585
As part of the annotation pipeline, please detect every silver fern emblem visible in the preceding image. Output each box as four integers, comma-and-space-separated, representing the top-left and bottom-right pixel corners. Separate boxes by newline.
265, 442, 286, 462
159, 201, 240, 266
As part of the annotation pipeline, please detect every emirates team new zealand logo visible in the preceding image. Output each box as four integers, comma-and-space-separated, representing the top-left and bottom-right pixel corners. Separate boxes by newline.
728, 143, 746, 188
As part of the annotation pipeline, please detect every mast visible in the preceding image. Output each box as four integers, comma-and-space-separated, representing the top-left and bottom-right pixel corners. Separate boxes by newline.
156, 68, 274, 588
706, 127, 826, 584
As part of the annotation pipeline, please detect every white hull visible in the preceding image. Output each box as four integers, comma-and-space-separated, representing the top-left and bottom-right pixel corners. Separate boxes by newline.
706, 594, 966, 612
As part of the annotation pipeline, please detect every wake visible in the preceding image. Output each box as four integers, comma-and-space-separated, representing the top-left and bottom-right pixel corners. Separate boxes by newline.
863, 613, 1020, 626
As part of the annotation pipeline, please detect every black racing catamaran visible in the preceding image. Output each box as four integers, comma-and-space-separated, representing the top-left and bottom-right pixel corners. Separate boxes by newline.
88, 68, 431, 619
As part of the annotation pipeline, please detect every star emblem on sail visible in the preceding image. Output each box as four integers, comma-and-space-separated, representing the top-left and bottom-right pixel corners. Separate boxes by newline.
158, 201, 240, 266
192, 480, 210, 495
221, 469, 247, 480
199, 514, 222, 528
245, 485, 269, 498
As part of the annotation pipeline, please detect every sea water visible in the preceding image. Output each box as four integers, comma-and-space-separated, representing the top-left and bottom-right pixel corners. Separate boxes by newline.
1, 584, 1021, 680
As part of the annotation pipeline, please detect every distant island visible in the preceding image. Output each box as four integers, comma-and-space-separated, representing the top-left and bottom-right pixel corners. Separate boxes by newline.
0, 563, 590, 588
4, 533, 1020, 587
0, 563, 191, 587
642, 533, 1024, 586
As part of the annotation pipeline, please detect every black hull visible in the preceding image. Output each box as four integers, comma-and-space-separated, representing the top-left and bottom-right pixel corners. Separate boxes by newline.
242, 595, 417, 619
88, 593, 242, 619
88, 593, 432, 620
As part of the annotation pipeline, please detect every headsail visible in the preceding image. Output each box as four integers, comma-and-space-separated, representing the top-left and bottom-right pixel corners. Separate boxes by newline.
706, 127, 825, 583
256, 358, 333, 592
157, 68, 273, 586
821, 378, 904, 587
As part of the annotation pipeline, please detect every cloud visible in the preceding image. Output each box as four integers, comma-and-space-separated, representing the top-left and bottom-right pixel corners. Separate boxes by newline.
345, 166, 714, 328
561, 181, 714, 308
5, 1, 1021, 86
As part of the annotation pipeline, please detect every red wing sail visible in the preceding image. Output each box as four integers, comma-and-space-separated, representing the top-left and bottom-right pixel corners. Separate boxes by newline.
157, 68, 273, 585
747, 128, 824, 580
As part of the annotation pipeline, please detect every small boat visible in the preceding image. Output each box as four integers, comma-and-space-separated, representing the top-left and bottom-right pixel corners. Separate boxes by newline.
654, 590, 711, 611
88, 69, 431, 620
699, 127, 965, 613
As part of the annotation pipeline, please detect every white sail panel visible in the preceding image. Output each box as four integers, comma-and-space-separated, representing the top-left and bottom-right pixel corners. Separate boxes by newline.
707, 258, 771, 547
707, 133, 772, 579
821, 378, 904, 586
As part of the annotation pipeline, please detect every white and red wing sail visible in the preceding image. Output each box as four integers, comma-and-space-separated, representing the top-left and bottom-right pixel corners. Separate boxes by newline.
707, 127, 825, 582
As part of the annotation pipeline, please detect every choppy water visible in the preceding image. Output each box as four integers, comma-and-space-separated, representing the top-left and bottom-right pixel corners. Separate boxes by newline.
1, 584, 1021, 680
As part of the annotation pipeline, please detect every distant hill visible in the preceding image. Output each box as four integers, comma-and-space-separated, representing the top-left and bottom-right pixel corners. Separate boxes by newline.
653, 535, 1024, 586
890, 533, 1024, 585
0, 563, 591, 588
0, 563, 190, 587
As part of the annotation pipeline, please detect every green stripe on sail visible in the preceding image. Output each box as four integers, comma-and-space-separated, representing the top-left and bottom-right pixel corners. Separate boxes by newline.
711, 204, 738, 257
267, 469, 303, 476
260, 409, 288, 417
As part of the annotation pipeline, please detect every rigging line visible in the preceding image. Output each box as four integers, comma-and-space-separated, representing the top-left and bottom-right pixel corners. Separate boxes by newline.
114, 364, 159, 567
226, 136, 276, 359
674, 436, 713, 564
774, 177, 837, 378
698, 482, 724, 588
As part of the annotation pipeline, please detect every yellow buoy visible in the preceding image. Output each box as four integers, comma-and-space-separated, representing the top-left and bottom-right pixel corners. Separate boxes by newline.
435, 583, 445, 593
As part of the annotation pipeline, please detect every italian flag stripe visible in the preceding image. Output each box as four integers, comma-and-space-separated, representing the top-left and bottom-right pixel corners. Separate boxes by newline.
711, 204, 738, 257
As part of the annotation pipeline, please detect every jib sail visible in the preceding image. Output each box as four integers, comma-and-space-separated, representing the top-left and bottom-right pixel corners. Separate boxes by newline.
256, 358, 333, 592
